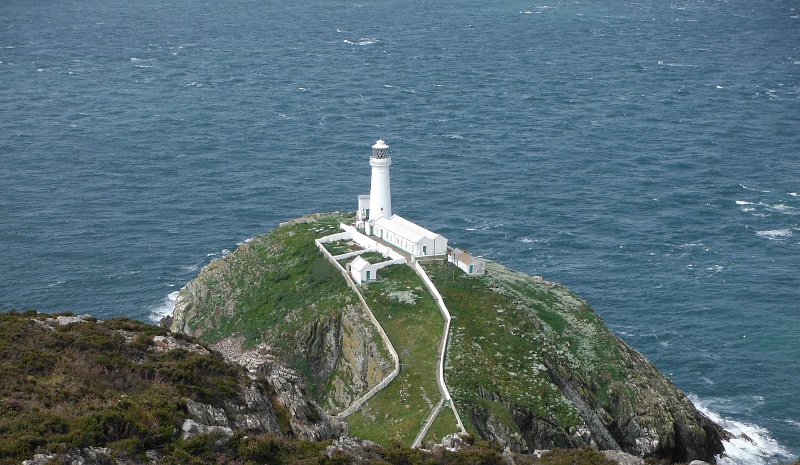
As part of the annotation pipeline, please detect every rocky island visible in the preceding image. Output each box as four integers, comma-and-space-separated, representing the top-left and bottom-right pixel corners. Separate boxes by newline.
167, 212, 726, 464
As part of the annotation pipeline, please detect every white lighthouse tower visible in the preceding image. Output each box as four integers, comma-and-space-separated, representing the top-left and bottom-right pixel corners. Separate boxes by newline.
368, 139, 392, 221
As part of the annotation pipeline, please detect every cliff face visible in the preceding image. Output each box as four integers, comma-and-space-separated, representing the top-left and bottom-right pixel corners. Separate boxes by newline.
170, 213, 726, 463
171, 212, 393, 413
430, 261, 727, 463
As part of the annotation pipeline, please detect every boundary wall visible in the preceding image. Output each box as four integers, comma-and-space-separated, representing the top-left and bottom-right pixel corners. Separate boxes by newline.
314, 237, 401, 418
410, 262, 468, 445
316, 224, 405, 262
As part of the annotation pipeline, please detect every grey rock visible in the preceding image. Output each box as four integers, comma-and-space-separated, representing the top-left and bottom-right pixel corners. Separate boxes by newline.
602, 449, 647, 465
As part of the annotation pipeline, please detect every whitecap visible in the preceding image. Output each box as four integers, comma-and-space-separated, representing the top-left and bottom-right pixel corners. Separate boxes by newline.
756, 229, 792, 240
343, 37, 377, 46
740, 184, 771, 193
657, 60, 698, 67
770, 203, 797, 214
788, 192, 798, 197
148, 291, 179, 323
735, 200, 754, 205
520, 237, 534, 243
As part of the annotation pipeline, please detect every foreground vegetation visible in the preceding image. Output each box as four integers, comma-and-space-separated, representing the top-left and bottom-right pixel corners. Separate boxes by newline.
0, 311, 244, 463
0, 310, 629, 465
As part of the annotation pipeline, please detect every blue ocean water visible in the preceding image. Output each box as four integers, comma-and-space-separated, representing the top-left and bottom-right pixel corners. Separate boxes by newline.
1, 0, 797, 462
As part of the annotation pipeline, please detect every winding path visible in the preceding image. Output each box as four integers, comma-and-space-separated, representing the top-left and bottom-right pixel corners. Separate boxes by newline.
317, 225, 466, 447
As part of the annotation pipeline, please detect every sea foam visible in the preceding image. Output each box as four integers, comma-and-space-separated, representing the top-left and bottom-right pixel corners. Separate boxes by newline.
691, 396, 795, 465
149, 291, 178, 323
756, 229, 792, 240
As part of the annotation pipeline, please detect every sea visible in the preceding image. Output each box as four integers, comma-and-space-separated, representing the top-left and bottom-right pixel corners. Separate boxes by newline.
0, 0, 797, 462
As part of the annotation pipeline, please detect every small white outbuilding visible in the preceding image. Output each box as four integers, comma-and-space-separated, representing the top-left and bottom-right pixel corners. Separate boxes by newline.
449, 248, 485, 275
350, 256, 379, 285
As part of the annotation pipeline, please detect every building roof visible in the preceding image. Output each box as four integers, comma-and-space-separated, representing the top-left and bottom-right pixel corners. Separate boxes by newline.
373, 214, 443, 243
351, 255, 370, 272
451, 248, 477, 265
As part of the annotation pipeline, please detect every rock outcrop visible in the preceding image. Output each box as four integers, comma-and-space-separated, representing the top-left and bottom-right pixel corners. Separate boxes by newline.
437, 261, 727, 463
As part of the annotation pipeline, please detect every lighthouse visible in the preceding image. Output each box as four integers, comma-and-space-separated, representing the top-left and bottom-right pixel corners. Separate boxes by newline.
353, 137, 451, 261
368, 139, 392, 221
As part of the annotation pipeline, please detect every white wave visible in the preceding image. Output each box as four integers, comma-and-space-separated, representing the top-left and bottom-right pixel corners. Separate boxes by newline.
343, 37, 377, 46
705, 264, 724, 273
657, 60, 698, 67
236, 237, 254, 246
756, 229, 792, 240
740, 184, 771, 193
148, 291, 179, 323
735, 200, 754, 205
520, 237, 534, 243
691, 396, 794, 465
206, 248, 231, 258
770, 203, 797, 214
789, 192, 798, 197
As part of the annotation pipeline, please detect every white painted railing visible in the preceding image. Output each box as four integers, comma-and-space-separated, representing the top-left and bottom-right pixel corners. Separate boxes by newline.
314, 238, 400, 418
410, 261, 468, 438
412, 399, 444, 448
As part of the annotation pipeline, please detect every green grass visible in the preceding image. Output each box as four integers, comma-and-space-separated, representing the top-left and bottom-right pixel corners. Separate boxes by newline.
345, 265, 446, 446
184, 213, 357, 350
424, 259, 638, 441
172, 213, 397, 411
423, 404, 459, 446
323, 239, 357, 256
358, 251, 389, 264
425, 261, 583, 434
